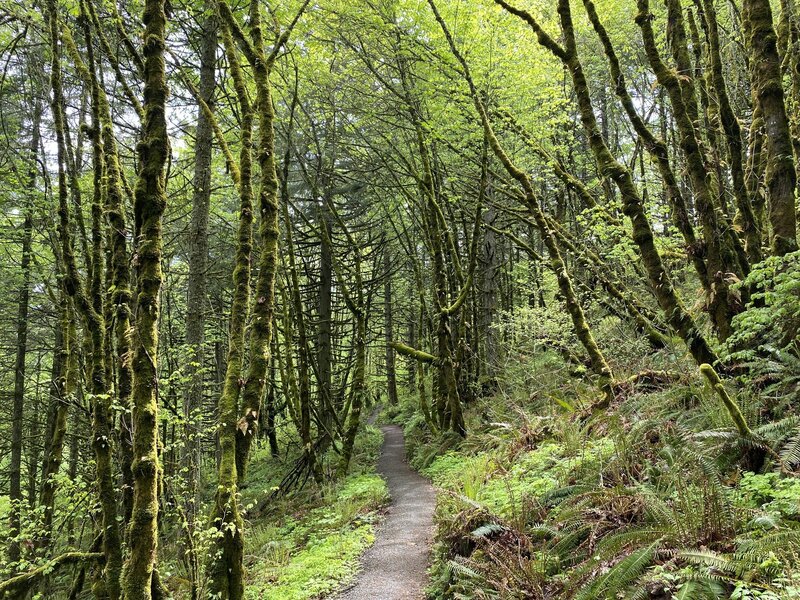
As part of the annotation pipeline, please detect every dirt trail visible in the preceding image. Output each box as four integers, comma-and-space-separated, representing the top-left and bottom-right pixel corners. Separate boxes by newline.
335, 425, 436, 600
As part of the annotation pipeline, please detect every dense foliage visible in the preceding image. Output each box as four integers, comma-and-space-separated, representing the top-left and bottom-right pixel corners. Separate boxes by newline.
0, 0, 798, 597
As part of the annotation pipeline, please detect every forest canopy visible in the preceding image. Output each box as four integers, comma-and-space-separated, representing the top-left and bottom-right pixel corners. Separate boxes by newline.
1, 0, 799, 597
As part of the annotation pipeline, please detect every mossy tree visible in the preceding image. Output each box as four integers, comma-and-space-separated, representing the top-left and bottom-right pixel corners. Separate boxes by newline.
122, 0, 170, 595
743, 0, 799, 256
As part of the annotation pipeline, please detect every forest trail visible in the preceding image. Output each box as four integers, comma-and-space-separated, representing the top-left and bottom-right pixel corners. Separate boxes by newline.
335, 425, 436, 600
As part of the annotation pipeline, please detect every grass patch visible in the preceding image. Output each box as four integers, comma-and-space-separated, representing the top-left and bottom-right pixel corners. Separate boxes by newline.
242, 426, 389, 600
249, 524, 375, 600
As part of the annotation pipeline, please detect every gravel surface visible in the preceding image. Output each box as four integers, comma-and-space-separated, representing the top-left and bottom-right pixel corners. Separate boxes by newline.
336, 425, 436, 600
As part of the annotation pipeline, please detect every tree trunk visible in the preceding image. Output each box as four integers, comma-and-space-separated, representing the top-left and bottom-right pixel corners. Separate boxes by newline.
8, 76, 42, 570
317, 198, 334, 423
37, 294, 69, 552
48, 2, 123, 595
384, 246, 398, 405
480, 207, 500, 381
700, 0, 762, 263
184, 14, 217, 507
208, 11, 255, 599
743, 0, 799, 255
123, 0, 170, 594
638, 0, 742, 340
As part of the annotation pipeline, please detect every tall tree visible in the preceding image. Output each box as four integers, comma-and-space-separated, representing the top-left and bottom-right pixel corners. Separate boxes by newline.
183, 9, 217, 529
8, 59, 43, 571
383, 242, 399, 406
123, 0, 170, 594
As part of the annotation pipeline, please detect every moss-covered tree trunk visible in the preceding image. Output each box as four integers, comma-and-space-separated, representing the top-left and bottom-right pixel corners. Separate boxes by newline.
48, 3, 123, 596
67, 0, 137, 526
637, 0, 743, 340
384, 246, 399, 406
210, 1, 307, 594
743, 0, 799, 255
778, 0, 800, 190
580, 0, 709, 286
37, 293, 69, 552
416, 119, 466, 435
223, 0, 310, 482
700, 0, 762, 263
122, 0, 169, 595
206, 11, 254, 599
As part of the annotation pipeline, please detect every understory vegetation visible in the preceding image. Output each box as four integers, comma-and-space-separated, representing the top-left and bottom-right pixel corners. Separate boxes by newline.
238, 427, 387, 600
2, 0, 800, 597
383, 259, 800, 599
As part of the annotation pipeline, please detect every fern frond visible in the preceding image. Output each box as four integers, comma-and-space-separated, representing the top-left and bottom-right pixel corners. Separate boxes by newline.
596, 526, 665, 557
673, 580, 725, 599
549, 524, 590, 560
779, 430, 800, 466
754, 416, 799, 440
540, 484, 595, 506
575, 539, 661, 600
471, 523, 505, 539
676, 549, 732, 572
446, 557, 482, 581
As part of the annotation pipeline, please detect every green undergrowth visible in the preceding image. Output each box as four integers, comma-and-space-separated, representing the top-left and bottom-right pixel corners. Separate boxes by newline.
385, 348, 800, 599
158, 424, 388, 599
242, 425, 388, 600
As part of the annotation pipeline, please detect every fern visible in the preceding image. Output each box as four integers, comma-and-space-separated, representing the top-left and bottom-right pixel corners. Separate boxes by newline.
624, 586, 650, 600
595, 526, 664, 557
778, 428, 800, 466
575, 539, 661, 600
471, 523, 506, 539
446, 557, 482, 580
673, 580, 725, 599
678, 549, 733, 572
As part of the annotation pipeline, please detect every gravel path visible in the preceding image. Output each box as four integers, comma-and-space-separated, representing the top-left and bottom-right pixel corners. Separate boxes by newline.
336, 425, 436, 600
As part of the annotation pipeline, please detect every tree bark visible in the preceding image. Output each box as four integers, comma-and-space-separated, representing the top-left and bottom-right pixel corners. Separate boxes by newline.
743, 0, 799, 255
8, 89, 42, 570
184, 13, 217, 504
123, 0, 170, 594
384, 245, 399, 405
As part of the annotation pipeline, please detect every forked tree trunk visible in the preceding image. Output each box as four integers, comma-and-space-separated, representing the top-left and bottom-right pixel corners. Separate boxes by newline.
207, 11, 254, 599
48, 3, 123, 595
